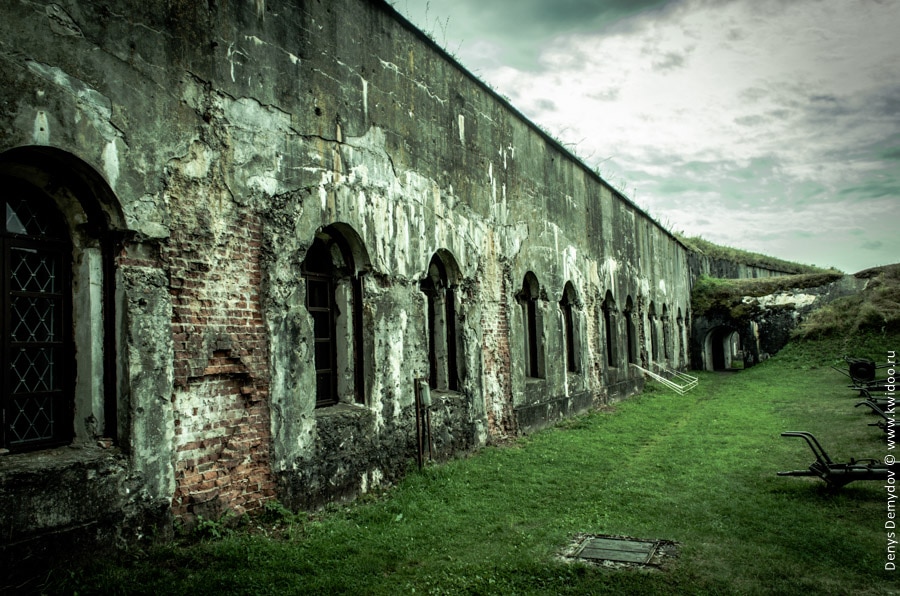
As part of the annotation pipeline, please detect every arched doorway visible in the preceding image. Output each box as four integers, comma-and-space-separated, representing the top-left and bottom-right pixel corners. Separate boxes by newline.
704, 326, 742, 371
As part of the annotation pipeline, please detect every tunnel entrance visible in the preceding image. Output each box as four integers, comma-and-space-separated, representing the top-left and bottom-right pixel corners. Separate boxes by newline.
704, 326, 742, 371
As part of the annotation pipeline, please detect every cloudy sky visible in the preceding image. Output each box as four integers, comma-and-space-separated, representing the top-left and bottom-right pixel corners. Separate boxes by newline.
393, 0, 900, 273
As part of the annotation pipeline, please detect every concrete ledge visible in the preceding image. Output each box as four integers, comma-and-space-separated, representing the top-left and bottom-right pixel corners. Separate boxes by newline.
0, 446, 170, 591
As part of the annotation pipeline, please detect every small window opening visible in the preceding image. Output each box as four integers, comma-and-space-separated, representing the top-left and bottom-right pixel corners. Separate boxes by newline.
560, 282, 579, 374
420, 253, 459, 392
602, 291, 617, 368
518, 273, 544, 378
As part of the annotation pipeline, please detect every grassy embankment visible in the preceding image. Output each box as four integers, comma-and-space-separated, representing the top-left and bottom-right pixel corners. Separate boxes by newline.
61, 330, 896, 595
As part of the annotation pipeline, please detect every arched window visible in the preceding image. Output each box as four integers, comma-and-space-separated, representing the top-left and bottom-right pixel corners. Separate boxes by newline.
648, 302, 659, 363
624, 296, 637, 366
0, 149, 124, 455
302, 224, 368, 408
602, 291, 617, 367
560, 282, 580, 373
662, 304, 671, 361
517, 272, 544, 379
2, 182, 73, 451
420, 252, 460, 391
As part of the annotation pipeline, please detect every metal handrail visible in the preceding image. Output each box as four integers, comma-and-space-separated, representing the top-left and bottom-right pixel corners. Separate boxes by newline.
631, 363, 698, 395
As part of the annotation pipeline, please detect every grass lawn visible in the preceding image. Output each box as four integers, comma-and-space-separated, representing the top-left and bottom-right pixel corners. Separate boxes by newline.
62, 335, 897, 595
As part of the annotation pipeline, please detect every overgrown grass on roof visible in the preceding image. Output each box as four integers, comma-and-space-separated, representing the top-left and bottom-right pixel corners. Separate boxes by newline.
677, 234, 834, 275
691, 271, 845, 319
794, 264, 900, 340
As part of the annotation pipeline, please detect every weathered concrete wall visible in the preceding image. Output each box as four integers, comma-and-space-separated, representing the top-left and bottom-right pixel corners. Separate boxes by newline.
0, 0, 693, 579
687, 251, 798, 281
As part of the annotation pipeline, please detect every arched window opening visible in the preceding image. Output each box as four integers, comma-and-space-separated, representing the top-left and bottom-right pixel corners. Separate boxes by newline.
602, 291, 617, 368
662, 304, 671, 360
304, 238, 338, 408
420, 252, 460, 391
0, 149, 124, 454
648, 302, 659, 363
677, 308, 685, 363
560, 282, 580, 374
624, 296, 637, 366
2, 182, 73, 451
302, 225, 368, 408
517, 272, 544, 379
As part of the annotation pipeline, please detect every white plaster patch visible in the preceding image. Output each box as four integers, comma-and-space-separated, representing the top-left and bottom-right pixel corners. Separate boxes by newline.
26, 61, 117, 141
226, 42, 247, 83
747, 292, 818, 308
247, 175, 278, 195
379, 58, 401, 75
179, 142, 212, 179
349, 163, 369, 186
602, 257, 619, 287
658, 279, 667, 295
458, 114, 465, 145
640, 277, 651, 297
357, 190, 367, 236
101, 139, 119, 190
318, 170, 329, 211
223, 96, 292, 133
361, 76, 368, 121
33, 110, 50, 145
563, 245, 578, 283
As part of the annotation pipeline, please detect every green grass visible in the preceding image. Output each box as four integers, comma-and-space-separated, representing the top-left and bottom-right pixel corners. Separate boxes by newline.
61, 335, 897, 595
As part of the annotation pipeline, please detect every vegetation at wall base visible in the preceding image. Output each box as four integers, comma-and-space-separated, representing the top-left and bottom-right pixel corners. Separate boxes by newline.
58, 334, 896, 595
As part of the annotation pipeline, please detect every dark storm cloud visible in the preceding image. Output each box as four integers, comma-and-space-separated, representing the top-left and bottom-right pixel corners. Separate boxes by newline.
528, 0, 673, 26
868, 86, 900, 118
838, 179, 900, 201
880, 146, 900, 161
652, 51, 687, 71
534, 98, 557, 112
399, 0, 678, 70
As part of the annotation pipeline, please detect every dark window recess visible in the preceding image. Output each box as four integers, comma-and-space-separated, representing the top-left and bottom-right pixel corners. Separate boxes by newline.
625, 299, 636, 365
519, 273, 543, 379
303, 230, 366, 408
561, 283, 578, 374
2, 190, 73, 452
304, 240, 338, 408
445, 286, 458, 391
602, 292, 616, 367
420, 254, 459, 391
526, 297, 539, 376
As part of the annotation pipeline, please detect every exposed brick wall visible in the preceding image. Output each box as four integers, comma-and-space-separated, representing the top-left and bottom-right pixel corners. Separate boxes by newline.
171, 355, 274, 521
482, 265, 516, 438
162, 212, 274, 523
166, 215, 268, 385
